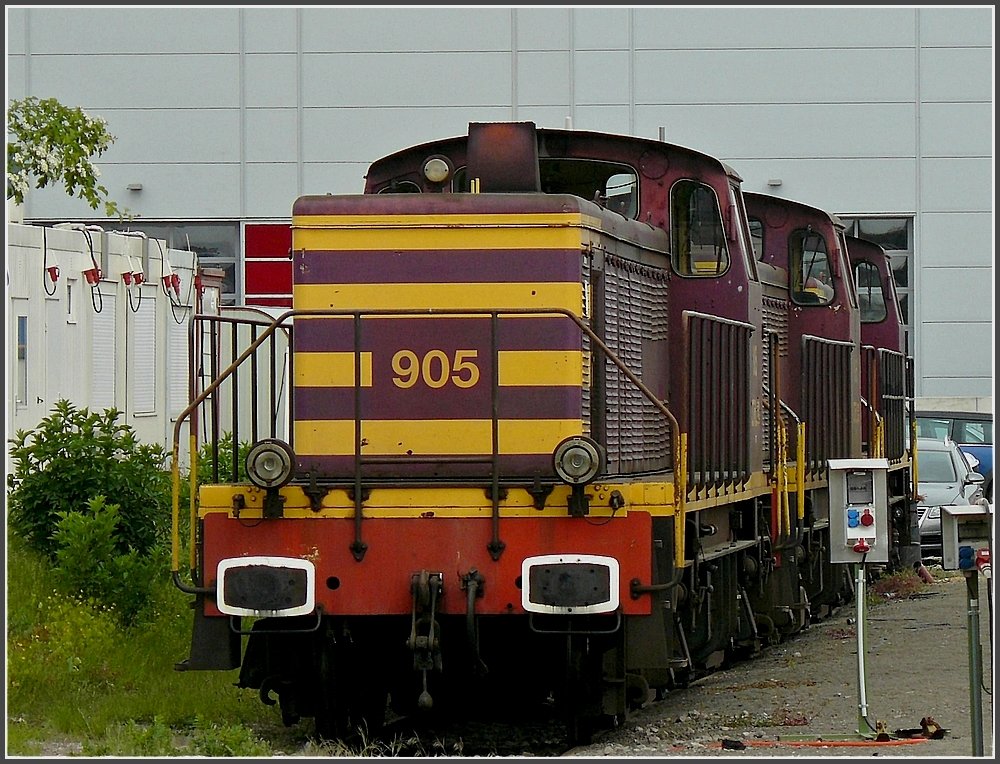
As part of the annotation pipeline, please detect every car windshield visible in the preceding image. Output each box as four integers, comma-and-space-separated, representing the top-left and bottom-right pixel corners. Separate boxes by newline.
954, 419, 993, 445
916, 417, 951, 440
918, 450, 958, 483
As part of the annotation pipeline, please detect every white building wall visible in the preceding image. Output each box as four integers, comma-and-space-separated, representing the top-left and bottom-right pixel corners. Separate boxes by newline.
5, 220, 198, 472
5, 5, 993, 408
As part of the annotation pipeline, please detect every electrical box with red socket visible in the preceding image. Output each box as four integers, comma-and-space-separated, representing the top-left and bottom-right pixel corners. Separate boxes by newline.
827, 458, 889, 564
941, 503, 993, 573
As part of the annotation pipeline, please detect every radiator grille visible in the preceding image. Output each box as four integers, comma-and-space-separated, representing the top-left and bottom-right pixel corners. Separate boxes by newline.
760, 294, 789, 469
603, 254, 671, 473
687, 312, 754, 494
802, 336, 854, 474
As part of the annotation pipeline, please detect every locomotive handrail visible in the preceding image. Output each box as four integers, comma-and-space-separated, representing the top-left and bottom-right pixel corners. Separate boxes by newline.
171, 310, 296, 585
170, 306, 685, 585
762, 382, 806, 527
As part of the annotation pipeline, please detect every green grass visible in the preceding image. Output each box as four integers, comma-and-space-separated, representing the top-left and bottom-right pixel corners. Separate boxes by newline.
5, 531, 424, 756
5, 532, 313, 756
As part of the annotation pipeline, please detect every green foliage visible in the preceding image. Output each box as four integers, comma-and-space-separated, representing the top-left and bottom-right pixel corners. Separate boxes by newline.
53, 496, 165, 627
7, 591, 121, 703
80, 717, 273, 757
6, 399, 171, 561
6, 534, 293, 756
174, 433, 252, 564
81, 718, 178, 756
6, 95, 131, 219
201, 431, 252, 484
188, 718, 273, 757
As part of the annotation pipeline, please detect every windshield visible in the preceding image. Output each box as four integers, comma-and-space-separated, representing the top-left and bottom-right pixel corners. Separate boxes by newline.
918, 450, 958, 483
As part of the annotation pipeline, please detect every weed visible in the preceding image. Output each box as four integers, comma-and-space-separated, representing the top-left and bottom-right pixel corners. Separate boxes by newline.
867, 567, 928, 604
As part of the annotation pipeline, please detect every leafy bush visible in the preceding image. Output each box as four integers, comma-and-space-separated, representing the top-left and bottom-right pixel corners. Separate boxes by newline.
6, 399, 171, 561
201, 431, 251, 484
53, 496, 165, 627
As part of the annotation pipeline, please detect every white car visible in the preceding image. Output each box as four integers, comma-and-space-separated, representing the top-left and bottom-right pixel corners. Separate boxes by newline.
916, 437, 986, 560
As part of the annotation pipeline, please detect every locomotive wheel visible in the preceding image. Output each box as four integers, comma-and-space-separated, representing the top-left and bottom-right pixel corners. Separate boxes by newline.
559, 637, 602, 747
314, 634, 389, 741
314, 640, 351, 741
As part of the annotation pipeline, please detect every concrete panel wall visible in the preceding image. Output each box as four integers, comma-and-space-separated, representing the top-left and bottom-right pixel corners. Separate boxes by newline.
7, 6, 993, 404
633, 7, 919, 48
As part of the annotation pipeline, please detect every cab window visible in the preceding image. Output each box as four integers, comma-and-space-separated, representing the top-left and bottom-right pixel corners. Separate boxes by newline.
539, 159, 638, 218
748, 217, 764, 261
455, 160, 640, 219
854, 260, 887, 322
791, 229, 834, 304
671, 180, 729, 276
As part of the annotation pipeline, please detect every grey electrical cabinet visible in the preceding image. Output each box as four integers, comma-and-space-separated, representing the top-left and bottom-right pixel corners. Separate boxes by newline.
941, 503, 993, 571
827, 459, 890, 564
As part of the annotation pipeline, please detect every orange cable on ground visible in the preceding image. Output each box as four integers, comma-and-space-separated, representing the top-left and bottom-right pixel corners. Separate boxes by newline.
709, 737, 931, 749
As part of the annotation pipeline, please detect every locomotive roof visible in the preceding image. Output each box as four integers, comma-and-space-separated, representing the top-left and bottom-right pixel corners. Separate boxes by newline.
366, 122, 740, 182
844, 233, 890, 260
744, 190, 845, 230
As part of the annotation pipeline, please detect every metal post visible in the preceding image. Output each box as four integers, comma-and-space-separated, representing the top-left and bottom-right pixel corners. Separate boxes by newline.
964, 570, 984, 756
855, 562, 871, 735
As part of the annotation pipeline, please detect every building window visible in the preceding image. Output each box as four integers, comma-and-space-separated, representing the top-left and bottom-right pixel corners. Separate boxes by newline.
102, 222, 240, 306
66, 279, 77, 324
244, 223, 293, 308
838, 216, 913, 348
16, 315, 28, 407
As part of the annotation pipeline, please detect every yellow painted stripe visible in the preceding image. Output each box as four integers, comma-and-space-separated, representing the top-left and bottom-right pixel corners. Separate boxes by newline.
498, 350, 582, 386
201, 483, 650, 518
293, 226, 587, 251
199, 476, 776, 519
294, 282, 582, 312
294, 352, 372, 387
198, 480, 681, 518
293, 212, 602, 229
294, 418, 582, 456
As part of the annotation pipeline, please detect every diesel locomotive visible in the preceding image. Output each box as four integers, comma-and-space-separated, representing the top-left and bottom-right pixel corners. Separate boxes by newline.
170, 121, 916, 744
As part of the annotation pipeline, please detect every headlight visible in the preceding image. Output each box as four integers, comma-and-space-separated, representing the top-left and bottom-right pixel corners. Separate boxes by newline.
423, 155, 452, 184
927, 506, 941, 519
553, 436, 603, 485
245, 439, 295, 489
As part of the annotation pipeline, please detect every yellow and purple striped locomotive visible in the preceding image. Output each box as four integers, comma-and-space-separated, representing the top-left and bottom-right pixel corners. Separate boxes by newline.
171, 122, 915, 743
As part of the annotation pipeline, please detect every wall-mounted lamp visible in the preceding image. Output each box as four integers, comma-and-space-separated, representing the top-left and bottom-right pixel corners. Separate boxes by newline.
126, 183, 143, 191
767, 179, 783, 187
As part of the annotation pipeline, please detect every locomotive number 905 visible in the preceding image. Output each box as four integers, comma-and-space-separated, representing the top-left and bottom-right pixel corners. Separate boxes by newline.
391, 348, 481, 389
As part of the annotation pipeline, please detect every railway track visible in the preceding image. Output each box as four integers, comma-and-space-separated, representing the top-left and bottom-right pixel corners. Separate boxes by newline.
365, 703, 576, 757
